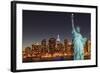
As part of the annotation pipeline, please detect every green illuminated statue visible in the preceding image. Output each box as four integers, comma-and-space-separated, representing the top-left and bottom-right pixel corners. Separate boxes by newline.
71, 14, 87, 60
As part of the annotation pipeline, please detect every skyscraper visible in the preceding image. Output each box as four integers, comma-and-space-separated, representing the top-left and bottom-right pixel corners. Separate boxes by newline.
48, 38, 56, 54
41, 39, 47, 53
57, 34, 60, 42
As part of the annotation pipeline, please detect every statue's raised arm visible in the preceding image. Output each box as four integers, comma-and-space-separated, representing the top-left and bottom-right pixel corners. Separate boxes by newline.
71, 14, 75, 32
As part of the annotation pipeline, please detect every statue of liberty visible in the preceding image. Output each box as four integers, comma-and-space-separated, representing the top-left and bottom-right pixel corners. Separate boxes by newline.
71, 14, 87, 60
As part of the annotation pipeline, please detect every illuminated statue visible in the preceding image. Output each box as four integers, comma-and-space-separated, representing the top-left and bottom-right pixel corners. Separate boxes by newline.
71, 14, 87, 60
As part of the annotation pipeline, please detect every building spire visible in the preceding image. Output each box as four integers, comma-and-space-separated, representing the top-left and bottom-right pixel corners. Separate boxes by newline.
57, 34, 60, 42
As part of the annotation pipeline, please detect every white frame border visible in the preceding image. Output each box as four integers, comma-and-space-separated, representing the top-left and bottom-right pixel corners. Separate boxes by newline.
16, 3, 96, 70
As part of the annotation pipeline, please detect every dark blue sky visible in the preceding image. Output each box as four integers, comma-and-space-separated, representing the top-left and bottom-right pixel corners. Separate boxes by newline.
22, 10, 91, 48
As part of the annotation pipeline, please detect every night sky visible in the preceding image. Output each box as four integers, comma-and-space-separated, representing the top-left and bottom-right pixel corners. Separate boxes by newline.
22, 10, 91, 49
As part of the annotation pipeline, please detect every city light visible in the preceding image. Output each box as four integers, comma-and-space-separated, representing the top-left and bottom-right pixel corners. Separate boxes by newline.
22, 35, 91, 62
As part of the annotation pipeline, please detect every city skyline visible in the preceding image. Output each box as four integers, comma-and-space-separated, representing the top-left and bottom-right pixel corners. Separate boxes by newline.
22, 34, 91, 62
23, 10, 91, 49
22, 36, 73, 50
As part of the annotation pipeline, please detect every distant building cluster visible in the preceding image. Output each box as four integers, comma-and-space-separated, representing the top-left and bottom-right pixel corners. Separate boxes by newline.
22, 35, 91, 62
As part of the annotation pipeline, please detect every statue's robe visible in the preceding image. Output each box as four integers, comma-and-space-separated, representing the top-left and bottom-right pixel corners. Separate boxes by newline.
72, 29, 86, 60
